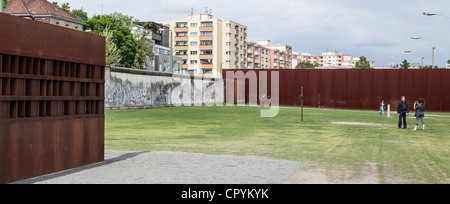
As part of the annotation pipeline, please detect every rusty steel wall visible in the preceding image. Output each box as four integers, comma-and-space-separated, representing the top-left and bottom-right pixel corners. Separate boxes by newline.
0, 13, 105, 183
223, 69, 450, 112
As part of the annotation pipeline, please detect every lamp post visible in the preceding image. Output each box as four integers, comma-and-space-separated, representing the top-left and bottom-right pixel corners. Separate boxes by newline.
423, 12, 450, 19
411, 37, 436, 68
432, 47, 436, 68
159, 28, 173, 73
1, 0, 3, 13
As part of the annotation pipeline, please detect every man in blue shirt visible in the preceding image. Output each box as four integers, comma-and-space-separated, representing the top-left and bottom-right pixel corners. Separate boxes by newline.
397, 96, 410, 129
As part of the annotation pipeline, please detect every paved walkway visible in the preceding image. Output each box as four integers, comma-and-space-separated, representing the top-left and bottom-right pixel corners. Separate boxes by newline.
14, 151, 307, 184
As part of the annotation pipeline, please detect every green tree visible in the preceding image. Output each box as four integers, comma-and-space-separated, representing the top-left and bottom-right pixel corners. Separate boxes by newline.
355, 56, 372, 69
447, 59, 450, 64
296, 61, 319, 69
2, 0, 8, 9
400, 59, 410, 69
70, 8, 88, 21
132, 26, 154, 69
102, 26, 122, 66
52, 1, 70, 14
423, 65, 438, 69
82, 13, 156, 69
83, 14, 138, 68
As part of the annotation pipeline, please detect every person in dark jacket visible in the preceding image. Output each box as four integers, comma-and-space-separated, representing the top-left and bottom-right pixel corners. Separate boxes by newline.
397, 96, 410, 129
413, 98, 426, 131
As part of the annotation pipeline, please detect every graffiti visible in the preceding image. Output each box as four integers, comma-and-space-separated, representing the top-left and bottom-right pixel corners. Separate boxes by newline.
105, 68, 224, 109
105, 77, 152, 107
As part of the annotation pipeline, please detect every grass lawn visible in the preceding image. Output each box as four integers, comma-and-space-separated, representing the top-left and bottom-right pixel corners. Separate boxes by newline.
105, 106, 450, 184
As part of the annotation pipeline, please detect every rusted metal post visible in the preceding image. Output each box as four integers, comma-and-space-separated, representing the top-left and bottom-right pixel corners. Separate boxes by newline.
301, 86, 304, 122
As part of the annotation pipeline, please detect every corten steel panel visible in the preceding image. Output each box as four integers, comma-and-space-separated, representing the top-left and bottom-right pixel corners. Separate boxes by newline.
0, 14, 105, 183
223, 69, 450, 112
0, 117, 104, 183
0, 13, 105, 66
333, 70, 347, 109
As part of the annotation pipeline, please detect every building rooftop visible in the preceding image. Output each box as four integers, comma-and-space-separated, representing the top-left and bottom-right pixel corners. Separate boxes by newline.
4, 0, 81, 24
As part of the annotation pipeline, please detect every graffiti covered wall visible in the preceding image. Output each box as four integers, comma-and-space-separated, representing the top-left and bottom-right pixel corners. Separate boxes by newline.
105, 67, 224, 109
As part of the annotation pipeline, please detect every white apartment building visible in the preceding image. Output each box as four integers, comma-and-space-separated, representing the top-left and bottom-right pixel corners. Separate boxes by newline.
160, 13, 247, 77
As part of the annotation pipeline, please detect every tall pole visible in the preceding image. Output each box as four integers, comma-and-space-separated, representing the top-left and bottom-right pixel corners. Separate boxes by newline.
169, 30, 173, 73
421, 57, 424, 69
1, 0, 3, 13
432, 47, 436, 68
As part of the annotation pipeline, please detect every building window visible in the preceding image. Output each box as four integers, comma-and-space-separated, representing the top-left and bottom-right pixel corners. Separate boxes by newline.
190, 51, 198, 55
226, 33, 231, 37
175, 50, 188, 55
200, 41, 213, 46
176, 22, 188, 28
190, 41, 198, 46
190, 32, 198, 37
226, 42, 231, 46
200, 31, 213, 36
175, 41, 188, 46
200, 50, 213, 55
200, 22, 213, 27
200, 59, 213, 64
176, 32, 188, 37
226, 23, 231, 27
190, 23, 198, 28
190, 60, 198, 65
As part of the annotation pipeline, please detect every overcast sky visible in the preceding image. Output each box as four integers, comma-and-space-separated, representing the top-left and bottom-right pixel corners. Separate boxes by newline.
60, 0, 450, 67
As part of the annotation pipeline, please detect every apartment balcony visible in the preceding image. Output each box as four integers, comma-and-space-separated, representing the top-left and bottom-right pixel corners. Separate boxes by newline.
199, 55, 213, 59
199, 45, 214, 50
175, 55, 188, 59
199, 36, 214, 41
182, 64, 188, 69
174, 27, 189, 32
174, 45, 189, 50
174, 36, 188, 41
201, 64, 213, 68
199, 26, 214, 31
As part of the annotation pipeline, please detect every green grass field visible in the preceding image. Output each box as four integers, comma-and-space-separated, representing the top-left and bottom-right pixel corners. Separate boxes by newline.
105, 106, 450, 184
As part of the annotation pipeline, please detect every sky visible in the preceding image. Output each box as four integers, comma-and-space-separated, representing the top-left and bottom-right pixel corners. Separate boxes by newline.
59, 0, 449, 67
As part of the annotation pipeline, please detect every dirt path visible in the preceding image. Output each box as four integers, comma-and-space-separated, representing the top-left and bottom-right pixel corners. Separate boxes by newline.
332, 122, 396, 127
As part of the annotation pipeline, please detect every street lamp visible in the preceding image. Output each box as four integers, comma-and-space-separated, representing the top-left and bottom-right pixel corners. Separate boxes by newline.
159, 28, 173, 73
423, 12, 437, 16
411, 36, 436, 68
423, 12, 450, 19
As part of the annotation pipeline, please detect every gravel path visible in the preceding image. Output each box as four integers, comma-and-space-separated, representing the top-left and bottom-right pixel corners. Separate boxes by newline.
15, 151, 307, 184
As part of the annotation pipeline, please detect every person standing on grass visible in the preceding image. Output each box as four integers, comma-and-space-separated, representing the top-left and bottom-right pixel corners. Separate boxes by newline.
397, 96, 410, 129
413, 98, 426, 131
379, 101, 385, 115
